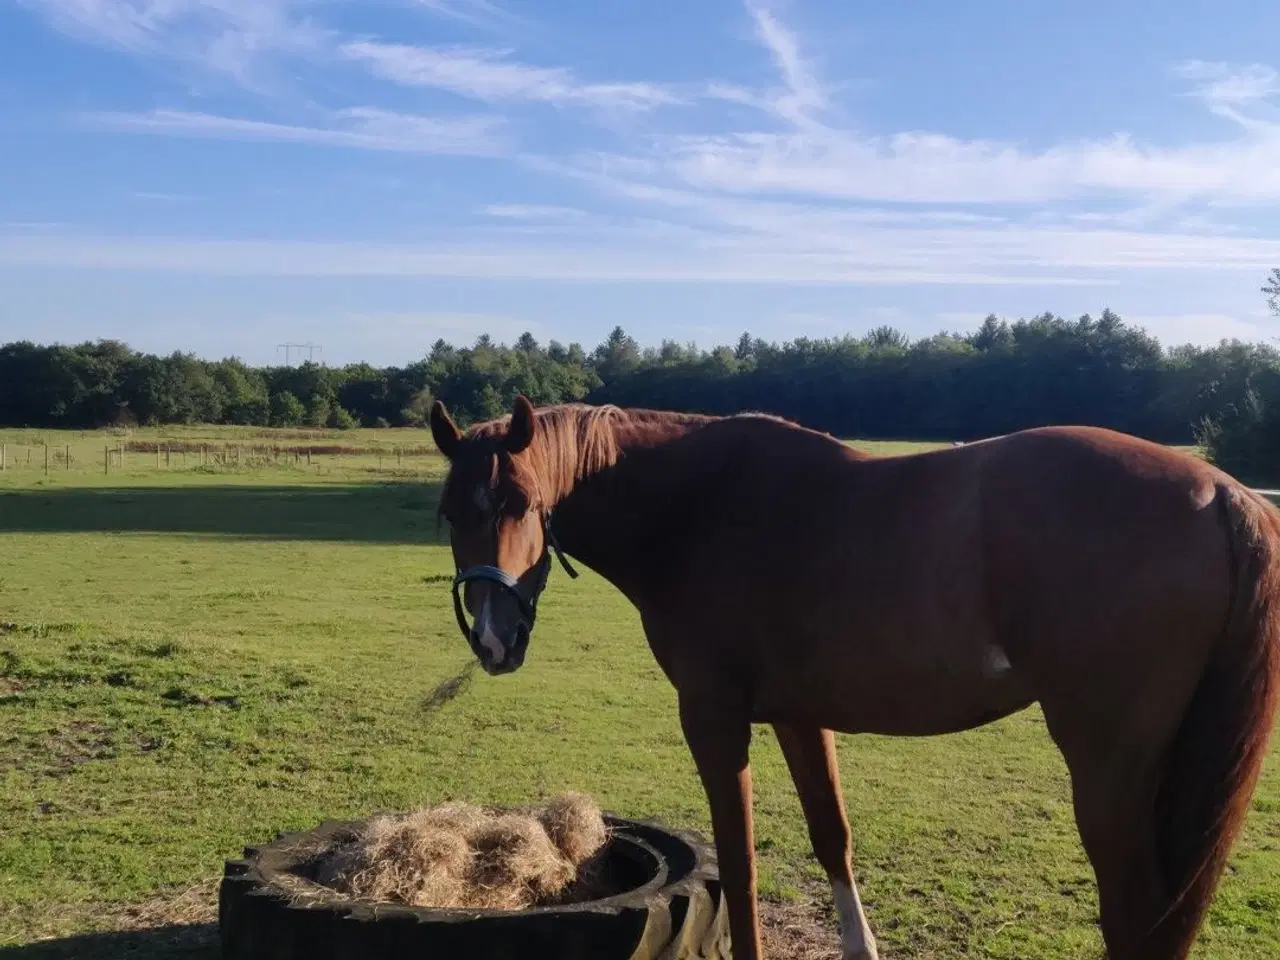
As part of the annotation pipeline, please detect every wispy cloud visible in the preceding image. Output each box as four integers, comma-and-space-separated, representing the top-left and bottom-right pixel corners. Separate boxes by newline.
20, 0, 330, 85
568, 6, 1280, 213
85, 107, 506, 154
132, 191, 196, 201
1176, 60, 1280, 108
342, 40, 681, 110
2, 220, 1276, 284
411, 0, 521, 29
481, 204, 589, 220
1173, 59, 1280, 134
744, 1, 826, 126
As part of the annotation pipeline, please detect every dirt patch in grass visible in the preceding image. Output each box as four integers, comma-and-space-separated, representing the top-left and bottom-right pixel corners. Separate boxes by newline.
760, 894, 841, 959
114, 879, 220, 933
44, 721, 116, 775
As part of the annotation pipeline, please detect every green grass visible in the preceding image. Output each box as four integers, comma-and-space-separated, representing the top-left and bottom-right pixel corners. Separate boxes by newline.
0, 428, 1275, 959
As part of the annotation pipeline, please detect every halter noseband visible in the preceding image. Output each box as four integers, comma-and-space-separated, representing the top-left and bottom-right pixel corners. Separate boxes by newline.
450, 512, 579, 653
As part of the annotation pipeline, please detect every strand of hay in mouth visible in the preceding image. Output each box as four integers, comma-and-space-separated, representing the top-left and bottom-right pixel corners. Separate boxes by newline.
310, 793, 609, 911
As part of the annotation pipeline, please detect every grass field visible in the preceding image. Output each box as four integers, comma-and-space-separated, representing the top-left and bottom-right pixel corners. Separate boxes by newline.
0, 425, 1275, 959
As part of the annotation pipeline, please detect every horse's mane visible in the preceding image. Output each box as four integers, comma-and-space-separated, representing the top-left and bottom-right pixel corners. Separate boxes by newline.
465, 402, 846, 505
467, 403, 723, 505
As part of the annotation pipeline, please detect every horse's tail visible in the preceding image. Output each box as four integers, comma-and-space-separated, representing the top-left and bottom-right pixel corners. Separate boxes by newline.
1152, 482, 1280, 958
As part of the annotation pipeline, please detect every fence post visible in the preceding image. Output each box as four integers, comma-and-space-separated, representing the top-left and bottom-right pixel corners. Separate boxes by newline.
397, 447, 402, 468
1, 443, 5, 472
156, 446, 161, 469
307, 447, 312, 467
104, 445, 110, 476
118, 443, 123, 469
166, 446, 171, 468
44, 444, 49, 475
65, 445, 71, 469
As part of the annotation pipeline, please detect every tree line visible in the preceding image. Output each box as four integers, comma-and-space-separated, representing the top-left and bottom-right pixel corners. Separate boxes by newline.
3, 288, 1280, 481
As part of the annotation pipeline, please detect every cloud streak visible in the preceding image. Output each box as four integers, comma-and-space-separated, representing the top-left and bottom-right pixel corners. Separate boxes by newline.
20, 0, 331, 84
85, 107, 506, 154
3, 219, 1276, 284
342, 40, 681, 111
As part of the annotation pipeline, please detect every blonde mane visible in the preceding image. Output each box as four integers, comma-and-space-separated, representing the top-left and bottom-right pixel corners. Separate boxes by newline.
469, 403, 625, 506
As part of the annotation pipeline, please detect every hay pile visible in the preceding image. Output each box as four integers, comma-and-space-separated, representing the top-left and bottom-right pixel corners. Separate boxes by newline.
311, 793, 610, 911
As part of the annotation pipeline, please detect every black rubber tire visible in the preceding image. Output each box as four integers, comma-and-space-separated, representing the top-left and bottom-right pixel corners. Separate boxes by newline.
218, 814, 732, 959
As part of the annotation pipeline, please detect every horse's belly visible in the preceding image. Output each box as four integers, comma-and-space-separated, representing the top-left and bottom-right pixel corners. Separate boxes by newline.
753, 636, 1035, 736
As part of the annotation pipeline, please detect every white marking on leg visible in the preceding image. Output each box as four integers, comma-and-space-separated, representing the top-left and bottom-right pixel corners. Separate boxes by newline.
473, 596, 505, 663
833, 879, 878, 960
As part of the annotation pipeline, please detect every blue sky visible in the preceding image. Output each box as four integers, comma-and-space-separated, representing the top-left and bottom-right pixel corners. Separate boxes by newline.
2, 0, 1280, 365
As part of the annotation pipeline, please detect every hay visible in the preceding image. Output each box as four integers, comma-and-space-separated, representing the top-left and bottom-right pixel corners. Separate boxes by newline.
309, 794, 610, 911
539, 792, 609, 865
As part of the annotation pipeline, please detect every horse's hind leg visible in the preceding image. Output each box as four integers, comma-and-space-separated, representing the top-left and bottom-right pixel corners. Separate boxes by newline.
775, 724, 879, 960
1048, 714, 1184, 959
1069, 766, 1181, 959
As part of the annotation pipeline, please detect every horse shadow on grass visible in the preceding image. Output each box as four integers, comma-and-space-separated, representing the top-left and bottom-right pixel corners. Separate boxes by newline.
0, 924, 218, 959
0, 483, 446, 544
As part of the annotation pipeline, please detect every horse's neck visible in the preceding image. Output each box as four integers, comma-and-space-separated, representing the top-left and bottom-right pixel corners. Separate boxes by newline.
551, 413, 709, 598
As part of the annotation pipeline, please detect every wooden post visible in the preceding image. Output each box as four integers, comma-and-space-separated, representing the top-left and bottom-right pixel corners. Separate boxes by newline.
397, 447, 402, 468
166, 446, 171, 468
65, 445, 71, 469
104, 445, 110, 475
1, 443, 5, 472
156, 446, 161, 469
378, 452, 383, 471
44, 444, 49, 475
307, 447, 312, 467
117, 443, 123, 468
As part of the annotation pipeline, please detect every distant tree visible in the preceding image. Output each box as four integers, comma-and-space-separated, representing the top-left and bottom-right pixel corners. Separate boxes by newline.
399, 387, 433, 427
328, 405, 357, 430
270, 391, 305, 427
1265, 268, 1280, 316
305, 395, 331, 429
592, 326, 641, 382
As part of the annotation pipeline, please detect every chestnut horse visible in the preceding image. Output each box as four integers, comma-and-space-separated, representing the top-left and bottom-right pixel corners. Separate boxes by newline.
429, 396, 1280, 960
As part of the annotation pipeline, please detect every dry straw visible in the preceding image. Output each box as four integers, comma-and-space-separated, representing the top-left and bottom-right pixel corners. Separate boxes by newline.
304, 793, 611, 911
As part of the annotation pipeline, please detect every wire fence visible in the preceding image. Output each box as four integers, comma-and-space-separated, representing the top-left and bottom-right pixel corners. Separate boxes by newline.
0, 440, 444, 476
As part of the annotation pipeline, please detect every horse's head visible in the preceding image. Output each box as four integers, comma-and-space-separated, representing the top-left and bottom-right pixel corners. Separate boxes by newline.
430, 394, 576, 675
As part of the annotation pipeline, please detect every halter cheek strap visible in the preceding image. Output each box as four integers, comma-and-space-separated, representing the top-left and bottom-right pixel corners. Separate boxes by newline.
449, 512, 578, 645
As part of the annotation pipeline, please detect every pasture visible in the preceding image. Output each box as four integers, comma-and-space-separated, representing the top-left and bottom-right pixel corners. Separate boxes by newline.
0, 426, 1276, 959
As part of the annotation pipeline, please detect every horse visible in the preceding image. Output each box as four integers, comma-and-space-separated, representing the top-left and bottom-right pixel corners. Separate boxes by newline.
429, 395, 1280, 960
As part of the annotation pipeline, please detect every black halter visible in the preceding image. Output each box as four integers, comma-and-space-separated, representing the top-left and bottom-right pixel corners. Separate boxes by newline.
450, 512, 579, 653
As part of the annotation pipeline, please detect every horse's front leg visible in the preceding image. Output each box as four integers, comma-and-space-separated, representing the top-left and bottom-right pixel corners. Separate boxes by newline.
678, 691, 762, 960
775, 724, 879, 960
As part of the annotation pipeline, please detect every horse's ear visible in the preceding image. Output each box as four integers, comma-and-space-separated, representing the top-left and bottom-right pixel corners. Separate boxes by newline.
430, 400, 462, 460
506, 395, 536, 454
